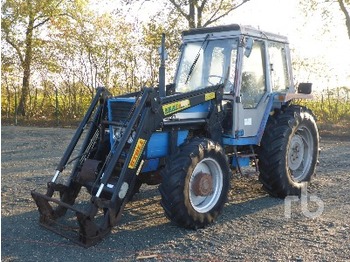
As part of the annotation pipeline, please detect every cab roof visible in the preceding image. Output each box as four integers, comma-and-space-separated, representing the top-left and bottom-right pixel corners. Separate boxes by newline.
182, 24, 289, 43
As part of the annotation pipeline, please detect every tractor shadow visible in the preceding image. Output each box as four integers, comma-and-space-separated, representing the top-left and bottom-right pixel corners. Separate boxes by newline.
1, 180, 282, 261
102, 179, 282, 250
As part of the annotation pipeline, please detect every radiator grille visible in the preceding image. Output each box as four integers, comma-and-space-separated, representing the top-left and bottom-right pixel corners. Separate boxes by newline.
108, 100, 134, 122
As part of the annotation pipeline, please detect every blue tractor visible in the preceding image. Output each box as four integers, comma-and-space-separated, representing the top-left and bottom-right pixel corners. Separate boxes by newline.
32, 24, 319, 246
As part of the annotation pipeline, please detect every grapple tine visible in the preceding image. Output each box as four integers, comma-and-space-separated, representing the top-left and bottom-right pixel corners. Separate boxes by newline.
76, 211, 110, 247
31, 190, 55, 223
31, 190, 112, 247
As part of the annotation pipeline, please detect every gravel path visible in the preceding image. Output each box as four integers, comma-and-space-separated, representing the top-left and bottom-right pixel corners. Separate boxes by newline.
1, 125, 350, 261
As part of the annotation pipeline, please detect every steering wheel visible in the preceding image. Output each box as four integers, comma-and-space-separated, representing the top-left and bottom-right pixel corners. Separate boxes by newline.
208, 75, 234, 93
207, 75, 224, 85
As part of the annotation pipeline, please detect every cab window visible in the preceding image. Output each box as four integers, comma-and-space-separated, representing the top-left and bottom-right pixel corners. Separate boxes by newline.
268, 42, 291, 91
241, 40, 266, 109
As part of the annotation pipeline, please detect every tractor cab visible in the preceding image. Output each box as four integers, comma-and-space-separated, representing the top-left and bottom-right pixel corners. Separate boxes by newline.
174, 24, 296, 143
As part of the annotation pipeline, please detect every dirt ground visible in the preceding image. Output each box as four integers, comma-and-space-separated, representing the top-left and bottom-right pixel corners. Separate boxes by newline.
1, 125, 350, 261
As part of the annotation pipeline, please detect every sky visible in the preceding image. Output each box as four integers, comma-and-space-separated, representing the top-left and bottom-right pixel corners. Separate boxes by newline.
93, 0, 350, 91
223, 0, 350, 90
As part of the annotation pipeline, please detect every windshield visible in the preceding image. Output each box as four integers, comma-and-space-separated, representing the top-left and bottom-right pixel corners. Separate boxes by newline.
175, 38, 238, 93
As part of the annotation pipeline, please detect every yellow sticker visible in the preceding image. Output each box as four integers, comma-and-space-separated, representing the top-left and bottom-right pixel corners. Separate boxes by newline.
205, 92, 215, 101
162, 99, 191, 116
128, 138, 147, 169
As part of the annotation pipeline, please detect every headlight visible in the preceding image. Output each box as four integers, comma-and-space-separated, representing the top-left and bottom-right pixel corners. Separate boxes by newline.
127, 131, 136, 144
113, 127, 136, 144
112, 126, 124, 141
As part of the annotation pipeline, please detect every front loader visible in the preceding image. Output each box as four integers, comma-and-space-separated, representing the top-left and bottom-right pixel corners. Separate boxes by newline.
31, 24, 319, 246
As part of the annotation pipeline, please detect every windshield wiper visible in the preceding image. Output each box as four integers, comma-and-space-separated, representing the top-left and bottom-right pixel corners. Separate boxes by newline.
185, 34, 210, 84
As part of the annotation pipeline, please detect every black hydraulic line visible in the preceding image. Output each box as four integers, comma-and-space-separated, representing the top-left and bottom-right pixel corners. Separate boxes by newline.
66, 105, 102, 183
56, 88, 105, 172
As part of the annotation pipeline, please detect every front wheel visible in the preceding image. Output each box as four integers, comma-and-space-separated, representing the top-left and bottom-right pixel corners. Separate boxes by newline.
159, 138, 230, 229
258, 105, 319, 198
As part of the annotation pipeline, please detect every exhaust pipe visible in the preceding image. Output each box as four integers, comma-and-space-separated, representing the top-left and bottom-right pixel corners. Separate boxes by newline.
158, 33, 167, 97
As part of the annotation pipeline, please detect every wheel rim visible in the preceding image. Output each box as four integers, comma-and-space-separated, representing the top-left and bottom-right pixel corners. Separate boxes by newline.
189, 157, 223, 213
287, 125, 314, 181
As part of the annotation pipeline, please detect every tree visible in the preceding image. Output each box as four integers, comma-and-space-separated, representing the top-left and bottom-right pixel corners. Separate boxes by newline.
121, 0, 251, 29
1, 55, 21, 119
337, 0, 350, 39
1, 0, 84, 116
167, 0, 251, 28
300, 0, 350, 40
119, 0, 252, 88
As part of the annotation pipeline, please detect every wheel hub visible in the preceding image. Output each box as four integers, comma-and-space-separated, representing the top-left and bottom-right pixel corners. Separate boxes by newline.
191, 172, 213, 196
288, 135, 305, 171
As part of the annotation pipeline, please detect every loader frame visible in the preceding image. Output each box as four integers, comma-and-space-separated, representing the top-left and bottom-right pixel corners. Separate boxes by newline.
31, 84, 224, 247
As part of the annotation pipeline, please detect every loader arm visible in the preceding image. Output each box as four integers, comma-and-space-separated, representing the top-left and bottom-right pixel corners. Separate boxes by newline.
31, 84, 224, 247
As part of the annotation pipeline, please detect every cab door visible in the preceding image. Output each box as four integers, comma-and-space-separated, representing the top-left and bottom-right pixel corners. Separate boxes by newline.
234, 39, 270, 138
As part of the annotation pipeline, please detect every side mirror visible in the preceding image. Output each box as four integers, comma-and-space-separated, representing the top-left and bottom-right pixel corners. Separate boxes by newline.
298, 83, 312, 94
244, 37, 254, 57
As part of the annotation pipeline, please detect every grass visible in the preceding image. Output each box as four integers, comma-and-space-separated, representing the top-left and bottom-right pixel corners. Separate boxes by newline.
296, 87, 350, 137
2, 87, 350, 137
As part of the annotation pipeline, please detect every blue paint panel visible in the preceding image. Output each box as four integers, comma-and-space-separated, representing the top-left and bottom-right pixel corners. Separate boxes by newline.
145, 133, 168, 158
145, 130, 188, 158
141, 130, 189, 172
232, 156, 250, 167
223, 135, 259, 146
141, 158, 160, 172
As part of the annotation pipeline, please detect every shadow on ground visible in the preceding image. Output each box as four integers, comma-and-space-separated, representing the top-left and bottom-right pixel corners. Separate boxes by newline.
1, 186, 281, 262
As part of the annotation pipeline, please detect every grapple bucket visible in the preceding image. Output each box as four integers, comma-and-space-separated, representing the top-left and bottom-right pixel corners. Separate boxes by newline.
30, 87, 155, 247
30, 88, 119, 247
31, 183, 112, 247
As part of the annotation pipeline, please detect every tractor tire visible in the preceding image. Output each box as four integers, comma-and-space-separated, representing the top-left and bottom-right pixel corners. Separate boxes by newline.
159, 137, 230, 229
258, 105, 319, 198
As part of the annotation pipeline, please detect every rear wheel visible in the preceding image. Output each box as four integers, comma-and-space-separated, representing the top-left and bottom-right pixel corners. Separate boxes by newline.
258, 105, 319, 198
159, 138, 230, 229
